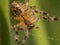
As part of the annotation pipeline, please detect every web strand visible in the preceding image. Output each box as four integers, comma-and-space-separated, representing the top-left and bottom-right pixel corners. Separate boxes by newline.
29, 32, 60, 41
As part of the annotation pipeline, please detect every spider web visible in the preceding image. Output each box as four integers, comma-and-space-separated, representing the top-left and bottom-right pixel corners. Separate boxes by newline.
29, 32, 60, 41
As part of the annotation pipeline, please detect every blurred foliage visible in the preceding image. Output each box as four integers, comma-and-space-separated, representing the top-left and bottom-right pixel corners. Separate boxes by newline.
0, 0, 10, 45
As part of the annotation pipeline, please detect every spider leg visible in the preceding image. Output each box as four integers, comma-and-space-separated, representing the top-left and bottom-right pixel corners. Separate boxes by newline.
51, 17, 60, 21
15, 30, 19, 44
46, 16, 60, 22
36, 14, 60, 22
11, 22, 29, 45
11, 24, 22, 44
35, 10, 48, 16
30, 6, 48, 16
30, 6, 60, 22
20, 30, 29, 45
25, 0, 29, 6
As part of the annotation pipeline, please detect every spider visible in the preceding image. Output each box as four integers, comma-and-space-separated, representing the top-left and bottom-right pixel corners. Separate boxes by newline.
10, 0, 60, 45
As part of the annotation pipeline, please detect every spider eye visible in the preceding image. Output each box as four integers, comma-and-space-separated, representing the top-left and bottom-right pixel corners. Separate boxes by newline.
10, 2, 22, 16
12, 7, 22, 16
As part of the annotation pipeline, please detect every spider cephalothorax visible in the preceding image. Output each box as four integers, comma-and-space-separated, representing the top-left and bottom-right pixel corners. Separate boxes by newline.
10, 0, 60, 45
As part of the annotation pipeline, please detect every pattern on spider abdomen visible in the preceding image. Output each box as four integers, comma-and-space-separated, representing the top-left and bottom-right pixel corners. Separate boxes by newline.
20, 12, 36, 30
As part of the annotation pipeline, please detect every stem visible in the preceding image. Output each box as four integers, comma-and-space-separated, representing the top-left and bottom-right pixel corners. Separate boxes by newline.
0, 0, 10, 45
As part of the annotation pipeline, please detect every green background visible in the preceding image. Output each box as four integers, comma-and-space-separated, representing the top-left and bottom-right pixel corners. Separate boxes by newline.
0, 0, 60, 45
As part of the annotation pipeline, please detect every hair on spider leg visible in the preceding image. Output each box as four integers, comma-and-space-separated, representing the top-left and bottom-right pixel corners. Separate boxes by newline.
39, 14, 60, 22
30, 5, 48, 16
47, 16, 60, 22
42, 11, 49, 16
10, 25, 16, 30
25, 0, 29, 5
15, 30, 29, 45
52, 17, 60, 21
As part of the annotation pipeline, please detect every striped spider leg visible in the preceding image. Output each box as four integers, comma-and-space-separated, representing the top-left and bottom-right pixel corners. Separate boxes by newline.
11, 22, 29, 45
11, 23, 20, 44
30, 6, 60, 22
25, 0, 29, 6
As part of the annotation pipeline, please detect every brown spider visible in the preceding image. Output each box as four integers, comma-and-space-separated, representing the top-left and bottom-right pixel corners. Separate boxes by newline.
10, 0, 60, 45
